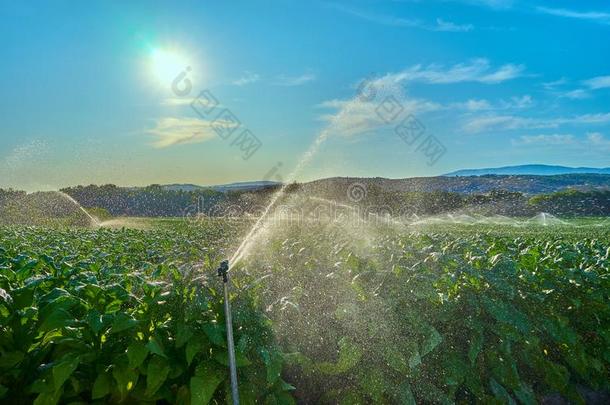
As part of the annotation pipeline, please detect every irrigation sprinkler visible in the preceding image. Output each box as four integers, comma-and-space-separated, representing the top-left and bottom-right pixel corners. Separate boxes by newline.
217, 260, 240, 405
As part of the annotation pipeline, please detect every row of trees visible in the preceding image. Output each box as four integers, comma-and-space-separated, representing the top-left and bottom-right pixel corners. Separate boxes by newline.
529, 189, 610, 217
2, 185, 609, 218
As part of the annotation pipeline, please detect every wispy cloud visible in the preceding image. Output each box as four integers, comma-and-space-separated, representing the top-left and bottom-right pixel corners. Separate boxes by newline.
274, 73, 316, 86
464, 113, 610, 133
317, 68, 445, 136
460, 0, 514, 9
505, 95, 533, 109
318, 61, 527, 137
513, 134, 575, 146
147, 117, 235, 148
318, 96, 440, 137
586, 132, 610, 150
537, 6, 610, 24
434, 18, 474, 32
512, 132, 610, 151
542, 78, 568, 91
233, 71, 260, 86
327, 3, 474, 32
542, 75, 610, 100
559, 89, 591, 100
450, 99, 493, 111
379, 58, 526, 85
584, 75, 610, 90
162, 98, 196, 106
449, 95, 533, 111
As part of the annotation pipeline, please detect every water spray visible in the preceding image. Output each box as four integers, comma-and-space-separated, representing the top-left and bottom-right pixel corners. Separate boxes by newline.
217, 260, 239, 405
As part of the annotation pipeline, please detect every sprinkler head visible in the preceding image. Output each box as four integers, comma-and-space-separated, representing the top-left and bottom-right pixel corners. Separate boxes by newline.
217, 260, 229, 282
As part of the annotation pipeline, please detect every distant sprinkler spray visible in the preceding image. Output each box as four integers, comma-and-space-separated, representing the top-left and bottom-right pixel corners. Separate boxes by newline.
217, 260, 239, 405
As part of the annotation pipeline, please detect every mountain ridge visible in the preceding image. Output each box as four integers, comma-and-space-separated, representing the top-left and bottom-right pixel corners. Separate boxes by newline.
162, 181, 280, 192
444, 164, 610, 177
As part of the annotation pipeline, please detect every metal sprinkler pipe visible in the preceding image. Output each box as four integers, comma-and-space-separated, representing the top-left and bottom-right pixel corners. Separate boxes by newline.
217, 260, 239, 405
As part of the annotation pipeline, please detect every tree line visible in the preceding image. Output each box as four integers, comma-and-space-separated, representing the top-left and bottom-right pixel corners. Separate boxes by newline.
2, 185, 610, 218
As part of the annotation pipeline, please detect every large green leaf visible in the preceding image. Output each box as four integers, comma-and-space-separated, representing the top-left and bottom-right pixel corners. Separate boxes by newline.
420, 324, 443, 357
126, 342, 149, 368
33, 389, 62, 405
0, 351, 24, 369
52, 355, 80, 390
112, 364, 139, 399
481, 297, 530, 334
38, 308, 74, 332
145, 355, 170, 397
260, 348, 283, 385
146, 336, 167, 358
213, 350, 252, 368
190, 365, 224, 405
186, 339, 203, 366
489, 378, 516, 405
203, 323, 226, 347
110, 313, 139, 334
92, 372, 112, 400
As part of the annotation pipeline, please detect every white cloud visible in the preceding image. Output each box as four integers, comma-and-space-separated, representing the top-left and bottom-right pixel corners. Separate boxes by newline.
586, 132, 610, 149
384, 58, 525, 84
514, 134, 575, 146
147, 117, 235, 148
537, 7, 610, 24
464, 115, 537, 133
434, 18, 474, 32
448, 95, 533, 112
574, 113, 610, 124
513, 132, 610, 151
162, 98, 195, 106
318, 61, 527, 137
505, 95, 533, 109
559, 89, 591, 100
542, 75, 610, 100
417, 0, 513, 10
450, 99, 493, 111
233, 71, 260, 86
317, 70, 443, 137
464, 113, 610, 133
274, 73, 316, 86
318, 96, 440, 137
463, 0, 513, 9
327, 3, 474, 32
542, 78, 568, 91
584, 75, 610, 90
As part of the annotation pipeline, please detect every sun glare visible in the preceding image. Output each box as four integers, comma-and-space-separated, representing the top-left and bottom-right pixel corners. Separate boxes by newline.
149, 48, 190, 87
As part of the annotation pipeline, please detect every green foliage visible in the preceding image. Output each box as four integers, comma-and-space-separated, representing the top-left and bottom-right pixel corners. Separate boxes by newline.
529, 189, 610, 216
0, 225, 291, 404
242, 221, 610, 403
1, 220, 609, 404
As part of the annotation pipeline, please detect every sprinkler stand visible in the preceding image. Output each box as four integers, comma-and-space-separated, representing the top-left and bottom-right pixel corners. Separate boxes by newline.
217, 260, 239, 405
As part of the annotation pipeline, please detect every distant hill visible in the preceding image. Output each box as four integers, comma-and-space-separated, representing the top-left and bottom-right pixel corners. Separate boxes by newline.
305, 174, 610, 195
6, 173, 610, 219
445, 164, 610, 177
162, 181, 280, 193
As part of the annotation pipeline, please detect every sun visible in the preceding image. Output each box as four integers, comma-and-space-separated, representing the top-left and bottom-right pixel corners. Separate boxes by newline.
149, 48, 190, 87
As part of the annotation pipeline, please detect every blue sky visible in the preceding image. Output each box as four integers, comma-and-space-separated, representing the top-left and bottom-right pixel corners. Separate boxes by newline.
1, 0, 609, 190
